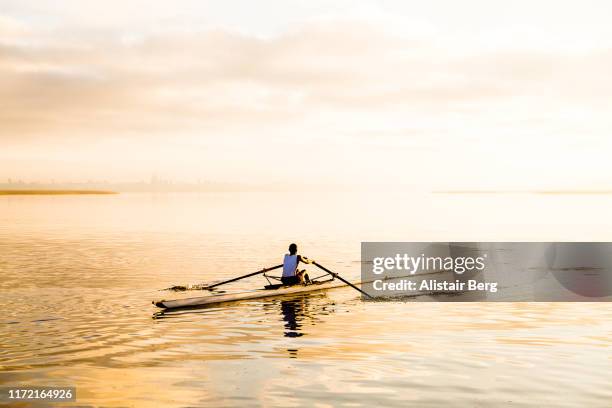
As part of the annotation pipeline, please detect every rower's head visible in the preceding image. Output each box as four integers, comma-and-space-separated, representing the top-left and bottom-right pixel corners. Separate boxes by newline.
289, 243, 297, 255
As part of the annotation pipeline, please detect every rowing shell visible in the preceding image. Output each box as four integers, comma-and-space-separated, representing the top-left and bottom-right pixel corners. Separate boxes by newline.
154, 269, 454, 309
154, 278, 352, 309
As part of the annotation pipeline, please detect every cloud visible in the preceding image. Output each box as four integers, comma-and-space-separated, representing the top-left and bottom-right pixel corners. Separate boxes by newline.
2, 18, 606, 142
1, 5, 612, 186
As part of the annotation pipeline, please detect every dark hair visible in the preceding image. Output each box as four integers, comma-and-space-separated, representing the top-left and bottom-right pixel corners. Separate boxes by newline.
289, 243, 297, 254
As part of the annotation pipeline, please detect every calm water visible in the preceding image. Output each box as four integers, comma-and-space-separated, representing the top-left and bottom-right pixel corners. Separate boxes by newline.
1, 192, 611, 407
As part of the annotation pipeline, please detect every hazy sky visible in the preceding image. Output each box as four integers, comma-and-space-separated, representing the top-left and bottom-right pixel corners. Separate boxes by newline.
1, 0, 611, 189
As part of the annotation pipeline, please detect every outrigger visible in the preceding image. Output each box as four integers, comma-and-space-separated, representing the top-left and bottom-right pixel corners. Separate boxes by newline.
154, 262, 374, 309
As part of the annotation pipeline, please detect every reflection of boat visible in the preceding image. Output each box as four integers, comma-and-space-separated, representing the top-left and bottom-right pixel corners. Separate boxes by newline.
281, 298, 309, 338
154, 277, 351, 309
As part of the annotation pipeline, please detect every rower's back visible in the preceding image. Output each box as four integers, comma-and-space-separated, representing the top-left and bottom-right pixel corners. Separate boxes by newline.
283, 253, 298, 277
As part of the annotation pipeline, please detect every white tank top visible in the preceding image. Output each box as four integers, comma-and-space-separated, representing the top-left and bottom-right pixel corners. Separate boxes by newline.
283, 254, 298, 277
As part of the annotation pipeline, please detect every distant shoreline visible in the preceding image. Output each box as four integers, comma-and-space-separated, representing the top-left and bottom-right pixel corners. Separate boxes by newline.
0, 190, 118, 195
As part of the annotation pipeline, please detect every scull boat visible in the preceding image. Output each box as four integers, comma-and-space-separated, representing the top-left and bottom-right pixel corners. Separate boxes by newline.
155, 261, 375, 309
154, 277, 353, 309
153, 265, 454, 309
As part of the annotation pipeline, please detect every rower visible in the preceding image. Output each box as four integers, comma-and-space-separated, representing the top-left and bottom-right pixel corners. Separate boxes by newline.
282, 243, 313, 286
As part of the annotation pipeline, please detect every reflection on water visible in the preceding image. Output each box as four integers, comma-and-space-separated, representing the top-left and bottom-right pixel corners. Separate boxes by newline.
279, 295, 338, 339
1, 193, 612, 407
281, 299, 305, 337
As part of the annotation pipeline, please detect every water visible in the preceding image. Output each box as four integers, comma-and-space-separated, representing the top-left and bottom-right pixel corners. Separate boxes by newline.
1, 192, 611, 406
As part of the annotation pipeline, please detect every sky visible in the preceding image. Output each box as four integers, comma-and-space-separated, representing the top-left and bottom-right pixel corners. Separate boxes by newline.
1, 0, 612, 190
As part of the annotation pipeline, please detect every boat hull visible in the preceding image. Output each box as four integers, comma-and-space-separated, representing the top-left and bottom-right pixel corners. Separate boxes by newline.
154, 279, 347, 309
154, 269, 456, 309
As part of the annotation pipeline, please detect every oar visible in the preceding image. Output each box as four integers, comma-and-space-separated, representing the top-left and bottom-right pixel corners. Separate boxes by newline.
313, 262, 374, 299
202, 264, 284, 290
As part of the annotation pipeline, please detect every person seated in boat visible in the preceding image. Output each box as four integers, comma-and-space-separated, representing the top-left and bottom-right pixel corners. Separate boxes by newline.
282, 243, 313, 286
